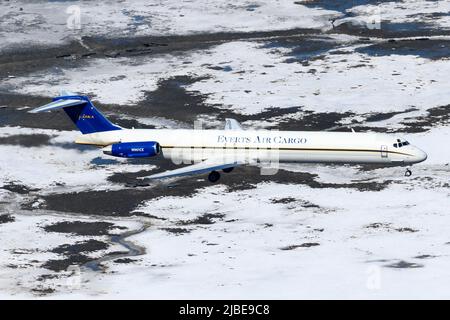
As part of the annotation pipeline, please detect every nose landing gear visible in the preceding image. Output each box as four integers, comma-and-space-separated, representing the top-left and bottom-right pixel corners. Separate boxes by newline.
405, 168, 412, 177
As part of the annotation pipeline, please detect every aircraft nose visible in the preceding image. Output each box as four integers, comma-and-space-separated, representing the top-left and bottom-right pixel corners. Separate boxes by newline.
414, 147, 427, 163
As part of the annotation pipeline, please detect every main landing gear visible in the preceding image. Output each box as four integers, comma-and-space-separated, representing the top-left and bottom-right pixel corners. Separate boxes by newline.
207, 167, 234, 183
208, 171, 221, 183
405, 168, 412, 177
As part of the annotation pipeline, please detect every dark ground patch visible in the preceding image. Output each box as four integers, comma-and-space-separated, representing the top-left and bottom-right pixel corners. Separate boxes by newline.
31, 287, 56, 295
114, 258, 137, 264
414, 254, 437, 260
178, 213, 225, 225
51, 239, 109, 255
299, 0, 392, 13
1, 182, 40, 194
281, 243, 320, 250
116, 77, 319, 130
132, 75, 214, 124
0, 94, 75, 131
365, 222, 391, 229
271, 197, 297, 204
384, 260, 424, 269
302, 201, 321, 209
0, 28, 318, 81
90, 157, 121, 166
395, 227, 418, 233
271, 197, 320, 208
364, 223, 418, 233
0, 133, 52, 147
261, 36, 339, 63
39, 189, 168, 216
332, 19, 450, 38
277, 111, 356, 132
0, 214, 15, 224
43, 221, 123, 236
107, 169, 163, 185
365, 108, 418, 123
357, 39, 450, 60
336, 103, 450, 134
398, 105, 450, 133
162, 227, 191, 235
45, 240, 110, 272
43, 254, 92, 272
36, 166, 393, 217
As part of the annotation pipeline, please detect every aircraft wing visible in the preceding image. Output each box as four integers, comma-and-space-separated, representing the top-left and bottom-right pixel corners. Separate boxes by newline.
146, 157, 245, 180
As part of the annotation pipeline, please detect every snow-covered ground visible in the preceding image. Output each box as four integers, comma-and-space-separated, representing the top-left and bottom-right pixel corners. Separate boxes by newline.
0, 126, 156, 191
0, 0, 338, 52
347, 0, 450, 29
1, 0, 450, 300
1, 124, 449, 298
5, 38, 450, 117
0, 202, 142, 298
93, 181, 450, 299
3, 0, 450, 52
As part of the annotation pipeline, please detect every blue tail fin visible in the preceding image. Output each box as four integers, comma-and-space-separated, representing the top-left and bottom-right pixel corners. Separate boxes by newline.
59, 96, 121, 134
31, 95, 122, 134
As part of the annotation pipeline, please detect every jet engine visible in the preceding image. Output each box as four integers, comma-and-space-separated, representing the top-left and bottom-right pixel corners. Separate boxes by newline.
102, 141, 161, 158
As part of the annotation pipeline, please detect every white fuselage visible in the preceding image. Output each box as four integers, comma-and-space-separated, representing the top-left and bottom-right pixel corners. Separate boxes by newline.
75, 129, 427, 165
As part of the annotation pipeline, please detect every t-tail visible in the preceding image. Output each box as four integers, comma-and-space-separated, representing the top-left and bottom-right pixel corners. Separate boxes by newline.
30, 91, 122, 134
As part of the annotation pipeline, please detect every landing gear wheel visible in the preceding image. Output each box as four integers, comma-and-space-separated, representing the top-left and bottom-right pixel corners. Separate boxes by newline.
208, 170, 221, 183
223, 167, 234, 173
405, 168, 412, 177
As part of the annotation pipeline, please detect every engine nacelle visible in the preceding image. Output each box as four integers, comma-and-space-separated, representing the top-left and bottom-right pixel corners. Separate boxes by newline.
103, 141, 161, 158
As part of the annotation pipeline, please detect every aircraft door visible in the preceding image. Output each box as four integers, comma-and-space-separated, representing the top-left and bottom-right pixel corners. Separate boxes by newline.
380, 145, 388, 158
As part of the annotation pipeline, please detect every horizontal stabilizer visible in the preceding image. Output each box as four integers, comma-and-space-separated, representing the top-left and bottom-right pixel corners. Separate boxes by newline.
29, 98, 86, 113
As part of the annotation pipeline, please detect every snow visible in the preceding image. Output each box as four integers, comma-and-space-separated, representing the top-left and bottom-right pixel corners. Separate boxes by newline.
187, 42, 450, 114
2, 120, 447, 298
45, 179, 450, 299
410, 125, 450, 165
0, 202, 140, 299
0, 0, 339, 52
0, 126, 156, 190
347, 1, 450, 30
1, 0, 450, 300
5, 39, 450, 116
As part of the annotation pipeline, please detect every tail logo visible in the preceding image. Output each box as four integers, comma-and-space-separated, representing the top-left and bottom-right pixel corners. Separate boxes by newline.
80, 114, 95, 119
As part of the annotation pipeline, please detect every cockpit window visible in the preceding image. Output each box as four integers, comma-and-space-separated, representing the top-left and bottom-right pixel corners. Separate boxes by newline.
393, 139, 410, 148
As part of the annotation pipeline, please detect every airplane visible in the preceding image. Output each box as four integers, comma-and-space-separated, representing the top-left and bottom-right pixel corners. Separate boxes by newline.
30, 92, 427, 182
